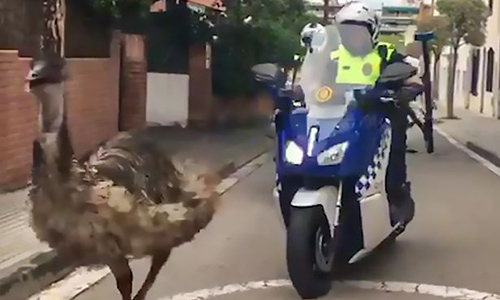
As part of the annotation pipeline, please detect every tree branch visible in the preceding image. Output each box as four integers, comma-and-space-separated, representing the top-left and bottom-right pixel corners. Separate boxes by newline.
41, 0, 65, 57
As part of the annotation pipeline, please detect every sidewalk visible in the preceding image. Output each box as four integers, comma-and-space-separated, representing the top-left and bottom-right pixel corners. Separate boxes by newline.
436, 106, 500, 167
0, 125, 273, 300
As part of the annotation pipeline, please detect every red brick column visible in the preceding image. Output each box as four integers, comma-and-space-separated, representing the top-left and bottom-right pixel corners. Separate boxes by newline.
119, 33, 147, 131
188, 43, 214, 128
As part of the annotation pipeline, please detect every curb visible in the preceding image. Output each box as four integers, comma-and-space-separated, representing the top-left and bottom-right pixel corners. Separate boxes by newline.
435, 126, 500, 177
465, 142, 500, 169
0, 251, 71, 300
0, 147, 271, 300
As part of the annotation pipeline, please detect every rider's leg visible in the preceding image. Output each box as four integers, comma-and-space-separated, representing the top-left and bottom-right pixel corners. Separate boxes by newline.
386, 108, 415, 225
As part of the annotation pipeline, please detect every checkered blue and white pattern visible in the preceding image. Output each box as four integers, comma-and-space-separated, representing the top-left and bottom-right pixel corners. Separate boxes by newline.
355, 127, 392, 198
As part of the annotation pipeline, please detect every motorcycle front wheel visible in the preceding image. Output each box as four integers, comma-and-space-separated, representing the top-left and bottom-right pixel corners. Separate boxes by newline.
286, 206, 336, 299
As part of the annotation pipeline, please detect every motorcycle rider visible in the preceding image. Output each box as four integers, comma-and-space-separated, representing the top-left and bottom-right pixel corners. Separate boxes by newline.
305, 1, 417, 225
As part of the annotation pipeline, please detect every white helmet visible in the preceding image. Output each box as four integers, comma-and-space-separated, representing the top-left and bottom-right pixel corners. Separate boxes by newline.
335, 1, 380, 44
300, 23, 327, 53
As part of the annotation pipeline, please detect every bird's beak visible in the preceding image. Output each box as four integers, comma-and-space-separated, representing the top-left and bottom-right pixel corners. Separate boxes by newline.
24, 80, 31, 93
24, 71, 35, 93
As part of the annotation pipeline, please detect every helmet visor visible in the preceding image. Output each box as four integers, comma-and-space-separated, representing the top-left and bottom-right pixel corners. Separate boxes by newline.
338, 23, 373, 56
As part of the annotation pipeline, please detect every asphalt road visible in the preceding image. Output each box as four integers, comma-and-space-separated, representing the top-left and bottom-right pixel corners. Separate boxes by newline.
70, 130, 500, 300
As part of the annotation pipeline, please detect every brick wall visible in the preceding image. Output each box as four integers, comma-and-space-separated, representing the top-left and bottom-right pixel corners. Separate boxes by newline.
0, 51, 37, 190
0, 32, 121, 190
119, 34, 146, 131
66, 32, 121, 158
187, 43, 273, 128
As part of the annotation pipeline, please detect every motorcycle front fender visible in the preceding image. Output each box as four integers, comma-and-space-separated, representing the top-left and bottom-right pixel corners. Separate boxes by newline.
291, 186, 339, 237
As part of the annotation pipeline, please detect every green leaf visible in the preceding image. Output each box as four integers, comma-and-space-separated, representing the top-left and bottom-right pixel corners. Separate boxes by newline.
417, 15, 451, 57
436, 0, 488, 48
212, 0, 320, 98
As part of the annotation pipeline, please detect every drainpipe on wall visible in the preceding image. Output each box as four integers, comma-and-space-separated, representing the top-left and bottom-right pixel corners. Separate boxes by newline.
497, 63, 500, 119
493, 62, 498, 118
497, 37, 500, 118
480, 48, 487, 114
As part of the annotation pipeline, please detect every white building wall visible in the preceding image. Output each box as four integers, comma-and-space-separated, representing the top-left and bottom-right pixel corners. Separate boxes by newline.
487, 0, 500, 118
468, 0, 500, 117
435, 0, 500, 118
437, 45, 471, 110
146, 73, 189, 126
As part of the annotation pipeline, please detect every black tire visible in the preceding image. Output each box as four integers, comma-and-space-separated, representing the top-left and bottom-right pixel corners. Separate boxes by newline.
286, 206, 335, 299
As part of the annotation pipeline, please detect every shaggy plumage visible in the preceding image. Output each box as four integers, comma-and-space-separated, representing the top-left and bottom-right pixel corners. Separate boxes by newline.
27, 55, 220, 300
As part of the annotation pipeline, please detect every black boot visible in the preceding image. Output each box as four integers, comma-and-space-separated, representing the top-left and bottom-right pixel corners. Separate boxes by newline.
389, 182, 415, 226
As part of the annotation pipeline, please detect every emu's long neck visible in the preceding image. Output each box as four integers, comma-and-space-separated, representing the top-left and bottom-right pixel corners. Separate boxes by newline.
33, 83, 74, 179
39, 84, 64, 134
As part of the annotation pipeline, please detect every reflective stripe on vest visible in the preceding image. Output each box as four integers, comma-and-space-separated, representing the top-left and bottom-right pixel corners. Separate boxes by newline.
330, 43, 395, 86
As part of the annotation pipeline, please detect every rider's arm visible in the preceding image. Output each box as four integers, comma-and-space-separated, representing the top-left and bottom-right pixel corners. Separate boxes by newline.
387, 50, 406, 64
388, 50, 419, 70
388, 50, 423, 85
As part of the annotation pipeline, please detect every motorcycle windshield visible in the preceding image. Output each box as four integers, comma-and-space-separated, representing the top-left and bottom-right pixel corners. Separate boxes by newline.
298, 24, 374, 120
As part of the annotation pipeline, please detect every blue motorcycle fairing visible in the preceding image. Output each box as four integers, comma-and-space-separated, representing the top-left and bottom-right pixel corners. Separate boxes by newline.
276, 103, 390, 178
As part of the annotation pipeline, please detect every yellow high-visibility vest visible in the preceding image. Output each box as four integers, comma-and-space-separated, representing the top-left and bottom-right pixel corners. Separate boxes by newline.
330, 42, 395, 86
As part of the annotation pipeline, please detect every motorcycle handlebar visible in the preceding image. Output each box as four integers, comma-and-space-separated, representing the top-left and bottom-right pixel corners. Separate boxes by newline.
355, 82, 424, 106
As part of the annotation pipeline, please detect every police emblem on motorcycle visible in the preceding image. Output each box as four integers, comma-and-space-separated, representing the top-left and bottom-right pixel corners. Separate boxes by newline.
316, 86, 333, 102
363, 63, 373, 76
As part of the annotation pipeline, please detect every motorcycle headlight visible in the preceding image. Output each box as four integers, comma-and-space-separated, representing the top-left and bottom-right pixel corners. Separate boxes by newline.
285, 141, 304, 165
317, 142, 349, 166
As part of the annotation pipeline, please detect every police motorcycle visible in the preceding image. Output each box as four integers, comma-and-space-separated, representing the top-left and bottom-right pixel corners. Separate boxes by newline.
252, 23, 431, 299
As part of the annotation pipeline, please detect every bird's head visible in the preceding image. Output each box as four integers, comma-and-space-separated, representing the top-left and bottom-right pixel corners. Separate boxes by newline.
25, 54, 66, 94
25, 54, 67, 133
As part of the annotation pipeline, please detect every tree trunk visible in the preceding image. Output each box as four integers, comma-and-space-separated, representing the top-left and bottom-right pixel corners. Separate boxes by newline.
433, 54, 440, 100
446, 47, 458, 119
323, 0, 329, 24
41, 0, 65, 57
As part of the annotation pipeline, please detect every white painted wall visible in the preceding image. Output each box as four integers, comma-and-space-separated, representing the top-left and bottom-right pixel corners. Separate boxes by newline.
483, 0, 500, 117
465, 0, 500, 117
146, 73, 189, 126
437, 45, 472, 110
433, 0, 500, 118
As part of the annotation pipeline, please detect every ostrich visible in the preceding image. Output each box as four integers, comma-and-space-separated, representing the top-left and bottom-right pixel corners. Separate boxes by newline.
26, 54, 221, 300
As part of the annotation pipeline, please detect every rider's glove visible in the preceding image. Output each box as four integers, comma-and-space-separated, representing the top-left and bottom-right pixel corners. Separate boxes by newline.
403, 56, 423, 85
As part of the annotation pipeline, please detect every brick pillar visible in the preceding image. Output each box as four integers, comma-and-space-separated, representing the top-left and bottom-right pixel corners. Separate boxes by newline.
119, 33, 147, 131
188, 42, 214, 128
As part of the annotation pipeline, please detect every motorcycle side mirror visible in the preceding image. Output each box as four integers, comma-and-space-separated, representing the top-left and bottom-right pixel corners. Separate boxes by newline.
251, 63, 284, 85
377, 62, 418, 85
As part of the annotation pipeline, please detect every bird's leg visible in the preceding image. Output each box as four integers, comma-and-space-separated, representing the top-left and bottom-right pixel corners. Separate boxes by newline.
133, 251, 171, 300
109, 257, 133, 300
